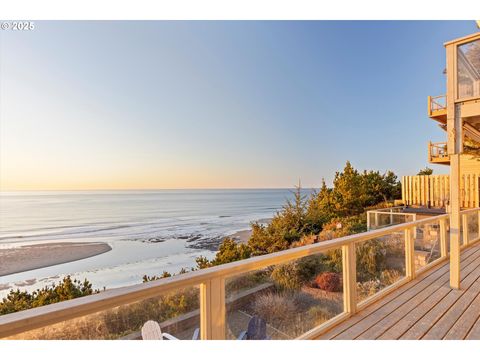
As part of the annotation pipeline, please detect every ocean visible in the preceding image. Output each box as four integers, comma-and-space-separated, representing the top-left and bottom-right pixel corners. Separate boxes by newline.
0, 189, 307, 295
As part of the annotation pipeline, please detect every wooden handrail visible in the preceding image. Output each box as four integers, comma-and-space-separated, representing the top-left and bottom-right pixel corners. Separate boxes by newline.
429, 142, 448, 156
430, 95, 447, 110
428, 94, 447, 116
1, 209, 478, 340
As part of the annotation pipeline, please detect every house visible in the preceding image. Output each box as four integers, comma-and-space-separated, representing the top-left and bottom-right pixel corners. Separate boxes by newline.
403, 31, 480, 209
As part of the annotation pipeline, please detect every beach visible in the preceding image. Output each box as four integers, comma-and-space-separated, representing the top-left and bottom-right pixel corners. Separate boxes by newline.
0, 242, 112, 277
230, 229, 252, 244
0, 230, 251, 279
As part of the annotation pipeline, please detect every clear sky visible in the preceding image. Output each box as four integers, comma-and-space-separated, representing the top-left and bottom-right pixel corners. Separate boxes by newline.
0, 21, 478, 191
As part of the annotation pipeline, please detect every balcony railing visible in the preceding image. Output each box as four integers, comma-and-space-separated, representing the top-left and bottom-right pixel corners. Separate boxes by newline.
428, 141, 449, 163
366, 207, 416, 230
428, 95, 447, 119
1, 209, 480, 340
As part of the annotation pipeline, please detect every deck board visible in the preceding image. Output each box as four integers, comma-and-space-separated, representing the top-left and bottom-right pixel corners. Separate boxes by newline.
354, 251, 480, 339
444, 292, 480, 339
465, 314, 480, 339
316, 242, 480, 340
422, 277, 480, 339
400, 263, 480, 339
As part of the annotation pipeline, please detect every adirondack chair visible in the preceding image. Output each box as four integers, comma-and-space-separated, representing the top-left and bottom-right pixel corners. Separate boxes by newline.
238, 316, 270, 340
141, 320, 200, 340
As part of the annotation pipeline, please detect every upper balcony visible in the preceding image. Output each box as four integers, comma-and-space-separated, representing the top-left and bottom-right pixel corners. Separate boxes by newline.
428, 95, 447, 123
428, 141, 449, 165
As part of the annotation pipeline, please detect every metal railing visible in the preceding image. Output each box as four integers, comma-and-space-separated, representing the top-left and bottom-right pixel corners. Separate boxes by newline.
1, 209, 480, 340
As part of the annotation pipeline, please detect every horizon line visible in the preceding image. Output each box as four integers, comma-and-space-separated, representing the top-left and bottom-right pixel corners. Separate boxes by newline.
0, 186, 321, 193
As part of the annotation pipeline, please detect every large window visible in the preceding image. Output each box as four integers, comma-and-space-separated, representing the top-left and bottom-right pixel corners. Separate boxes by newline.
457, 39, 480, 99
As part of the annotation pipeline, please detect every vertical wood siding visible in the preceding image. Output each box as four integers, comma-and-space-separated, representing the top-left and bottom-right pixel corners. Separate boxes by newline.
402, 174, 479, 208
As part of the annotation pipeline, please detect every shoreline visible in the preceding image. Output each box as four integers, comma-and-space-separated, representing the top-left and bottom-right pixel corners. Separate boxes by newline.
0, 242, 112, 277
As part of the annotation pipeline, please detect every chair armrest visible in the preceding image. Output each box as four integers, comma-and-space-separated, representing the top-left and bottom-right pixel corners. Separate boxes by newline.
162, 333, 179, 340
237, 331, 247, 340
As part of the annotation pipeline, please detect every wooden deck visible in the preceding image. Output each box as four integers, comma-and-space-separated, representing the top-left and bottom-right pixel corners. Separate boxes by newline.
317, 242, 480, 340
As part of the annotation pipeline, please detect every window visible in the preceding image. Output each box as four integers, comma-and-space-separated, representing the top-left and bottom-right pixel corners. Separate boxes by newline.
457, 39, 480, 99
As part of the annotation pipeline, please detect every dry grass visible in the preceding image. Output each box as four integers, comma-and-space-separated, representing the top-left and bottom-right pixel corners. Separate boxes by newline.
252, 292, 296, 325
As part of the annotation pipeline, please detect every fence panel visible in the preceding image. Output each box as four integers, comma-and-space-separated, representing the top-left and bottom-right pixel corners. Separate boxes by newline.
402, 174, 480, 208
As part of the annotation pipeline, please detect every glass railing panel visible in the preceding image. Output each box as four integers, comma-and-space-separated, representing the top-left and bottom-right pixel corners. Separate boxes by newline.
413, 220, 442, 271
355, 230, 406, 303
368, 211, 413, 230
225, 252, 343, 339
465, 211, 479, 244
5, 285, 200, 340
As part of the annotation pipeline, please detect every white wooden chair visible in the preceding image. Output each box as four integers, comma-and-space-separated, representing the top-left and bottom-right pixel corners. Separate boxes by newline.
141, 320, 200, 340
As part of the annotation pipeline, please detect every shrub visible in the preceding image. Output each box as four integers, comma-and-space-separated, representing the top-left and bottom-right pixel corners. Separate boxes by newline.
270, 262, 302, 291
0, 276, 98, 315
313, 272, 342, 292
356, 279, 381, 301
252, 292, 296, 325
355, 239, 387, 281
306, 305, 335, 324
296, 255, 327, 282
379, 269, 402, 286
196, 238, 251, 269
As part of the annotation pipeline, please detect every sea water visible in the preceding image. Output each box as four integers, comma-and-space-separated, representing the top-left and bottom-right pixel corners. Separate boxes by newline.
0, 189, 307, 295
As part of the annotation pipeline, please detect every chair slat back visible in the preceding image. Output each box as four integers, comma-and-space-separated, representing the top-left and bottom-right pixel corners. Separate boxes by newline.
142, 320, 163, 340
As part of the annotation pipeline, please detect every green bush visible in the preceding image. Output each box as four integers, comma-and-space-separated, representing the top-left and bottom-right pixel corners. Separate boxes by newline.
196, 238, 251, 269
296, 255, 328, 282
270, 262, 303, 291
0, 276, 98, 315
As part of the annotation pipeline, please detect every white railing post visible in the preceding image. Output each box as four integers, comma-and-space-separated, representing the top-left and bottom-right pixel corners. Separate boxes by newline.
367, 211, 371, 230
440, 218, 448, 258
462, 213, 469, 245
374, 212, 379, 229
405, 227, 416, 280
200, 278, 225, 340
390, 209, 394, 225
342, 243, 357, 314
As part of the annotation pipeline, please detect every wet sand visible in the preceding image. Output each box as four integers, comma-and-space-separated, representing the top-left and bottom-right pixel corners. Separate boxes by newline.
0, 242, 112, 276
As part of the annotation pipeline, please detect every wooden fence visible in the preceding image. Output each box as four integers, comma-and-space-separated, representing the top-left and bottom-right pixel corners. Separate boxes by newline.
402, 174, 480, 208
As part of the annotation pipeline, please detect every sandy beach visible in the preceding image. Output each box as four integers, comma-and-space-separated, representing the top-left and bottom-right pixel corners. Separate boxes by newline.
230, 229, 252, 244
0, 242, 112, 277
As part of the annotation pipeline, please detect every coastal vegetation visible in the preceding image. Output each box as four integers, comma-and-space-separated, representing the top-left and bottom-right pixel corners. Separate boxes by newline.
0, 276, 98, 315
197, 161, 401, 267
